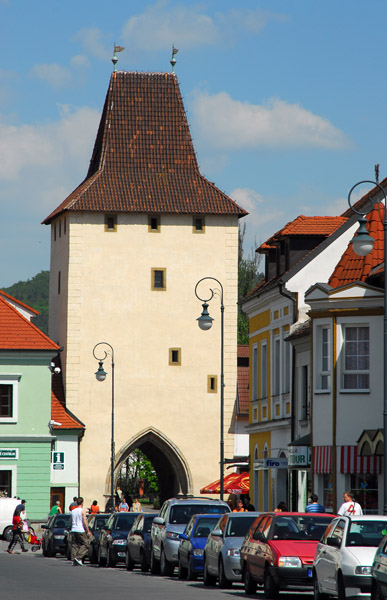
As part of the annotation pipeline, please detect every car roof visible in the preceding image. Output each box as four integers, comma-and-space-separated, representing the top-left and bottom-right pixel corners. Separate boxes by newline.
338, 515, 387, 521
166, 497, 229, 505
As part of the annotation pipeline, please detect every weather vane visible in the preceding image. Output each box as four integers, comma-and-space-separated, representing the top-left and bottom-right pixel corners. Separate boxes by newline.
170, 45, 178, 72
112, 43, 125, 72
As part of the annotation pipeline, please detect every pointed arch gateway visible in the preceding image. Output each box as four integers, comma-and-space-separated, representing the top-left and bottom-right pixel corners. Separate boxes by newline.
109, 427, 193, 504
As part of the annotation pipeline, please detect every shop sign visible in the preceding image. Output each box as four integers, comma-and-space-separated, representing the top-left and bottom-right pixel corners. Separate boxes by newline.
0, 448, 18, 459
263, 458, 288, 469
288, 445, 311, 467
52, 451, 65, 470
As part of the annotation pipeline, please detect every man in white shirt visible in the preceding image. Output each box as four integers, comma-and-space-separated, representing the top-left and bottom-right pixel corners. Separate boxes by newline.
338, 491, 363, 516
70, 497, 91, 566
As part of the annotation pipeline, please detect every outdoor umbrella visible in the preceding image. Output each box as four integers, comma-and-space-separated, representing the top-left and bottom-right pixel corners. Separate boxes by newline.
200, 471, 249, 494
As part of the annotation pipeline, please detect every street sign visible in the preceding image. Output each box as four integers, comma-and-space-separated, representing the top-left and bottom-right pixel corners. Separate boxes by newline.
263, 457, 288, 469
52, 451, 65, 470
288, 445, 311, 467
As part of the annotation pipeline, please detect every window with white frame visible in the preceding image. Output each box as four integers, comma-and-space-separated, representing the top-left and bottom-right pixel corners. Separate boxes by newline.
260, 341, 267, 399
0, 375, 20, 423
283, 338, 290, 393
272, 336, 280, 396
315, 325, 331, 392
342, 325, 370, 390
252, 345, 258, 401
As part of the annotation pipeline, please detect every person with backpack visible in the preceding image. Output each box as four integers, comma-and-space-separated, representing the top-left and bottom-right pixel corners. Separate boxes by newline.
338, 491, 363, 516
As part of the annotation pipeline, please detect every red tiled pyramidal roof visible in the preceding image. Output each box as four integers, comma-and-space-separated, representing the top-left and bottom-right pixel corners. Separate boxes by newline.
43, 71, 247, 224
0, 295, 59, 350
329, 202, 385, 288
258, 215, 347, 252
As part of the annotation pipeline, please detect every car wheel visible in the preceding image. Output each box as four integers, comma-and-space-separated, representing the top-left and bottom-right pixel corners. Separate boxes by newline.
337, 572, 346, 600
187, 556, 197, 581
314, 573, 328, 600
203, 558, 216, 586
46, 541, 55, 557
244, 565, 257, 595
160, 547, 174, 576
126, 548, 135, 571
178, 557, 188, 579
371, 581, 384, 600
150, 549, 160, 574
107, 547, 116, 568
98, 546, 107, 567
140, 550, 149, 572
66, 542, 72, 561
219, 558, 232, 589
264, 566, 279, 599
3, 526, 13, 542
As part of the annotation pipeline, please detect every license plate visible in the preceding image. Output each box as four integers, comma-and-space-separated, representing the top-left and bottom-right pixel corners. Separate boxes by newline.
307, 568, 313, 578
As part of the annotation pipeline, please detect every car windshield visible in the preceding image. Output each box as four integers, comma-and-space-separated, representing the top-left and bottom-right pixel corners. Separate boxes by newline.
53, 514, 72, 528
170, 504, 228, 525
192, 518, 219, 538
94, 516, 109, 530
225, 515, 258, 537
346, 520, 387, 547
272, 515, 333, 541
115, 514, 137, 530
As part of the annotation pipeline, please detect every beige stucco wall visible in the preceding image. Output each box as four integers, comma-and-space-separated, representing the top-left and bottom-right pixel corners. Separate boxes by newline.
48, 211, 239, 505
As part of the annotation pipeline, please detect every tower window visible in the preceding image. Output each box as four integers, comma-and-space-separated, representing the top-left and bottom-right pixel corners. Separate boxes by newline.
151, 268, 166, 291
105, 214, 117, 232
193, 216, 205, 233
169, 348, 181, 366
148, 215, 160, 232
208, 375, 218, 393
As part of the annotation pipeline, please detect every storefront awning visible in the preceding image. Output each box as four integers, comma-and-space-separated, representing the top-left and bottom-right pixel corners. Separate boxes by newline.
341, 445, 381, 474
200, 471, 249, 494
313, 446, 332, 474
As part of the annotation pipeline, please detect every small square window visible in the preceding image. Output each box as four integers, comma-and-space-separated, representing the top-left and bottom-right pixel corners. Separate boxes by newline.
169, 348, 181, 366
151, 268, 166, 291
0, 375, 20, 423
207, 375, 217, 393
148, 215, 160, 232
105, 214, 117, 232
193, 216, 205, 233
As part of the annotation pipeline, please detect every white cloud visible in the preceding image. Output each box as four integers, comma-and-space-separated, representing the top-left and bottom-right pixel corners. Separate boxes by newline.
30, 63, 72, 89
0, 105, 99, 181
191, 91, 350, 150
73, 27, 111, 60
70, 54, 90, 69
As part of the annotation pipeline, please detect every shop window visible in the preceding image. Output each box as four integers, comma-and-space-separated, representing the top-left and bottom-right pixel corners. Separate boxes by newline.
350, 473, 378, 514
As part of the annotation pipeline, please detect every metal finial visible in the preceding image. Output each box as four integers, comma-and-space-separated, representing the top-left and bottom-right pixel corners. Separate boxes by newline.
375, 164, 380, 184
170, 45, 179, 72
112, 43, 125, 72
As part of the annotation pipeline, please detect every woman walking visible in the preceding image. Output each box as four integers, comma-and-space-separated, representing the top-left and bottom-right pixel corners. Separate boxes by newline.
7, 509, 28, 554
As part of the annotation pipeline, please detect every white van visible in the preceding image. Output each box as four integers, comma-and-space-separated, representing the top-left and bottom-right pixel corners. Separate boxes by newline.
0, 498, 20, 540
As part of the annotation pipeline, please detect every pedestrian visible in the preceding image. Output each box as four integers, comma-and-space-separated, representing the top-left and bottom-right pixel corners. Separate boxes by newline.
119, 497, 129, 511
49, 500, 62, 516
275, 501, 288, 512
338, 491, 363, 516
14, 499, 26, 516
232, 499, 247, 512
69, 496, 78, 511
89, 500, 100, 514
132, 498, 143, 512
305, 494, 325, 513
6, 509, 28, 554
70, 497, 91, 566
243, 495, 256, 511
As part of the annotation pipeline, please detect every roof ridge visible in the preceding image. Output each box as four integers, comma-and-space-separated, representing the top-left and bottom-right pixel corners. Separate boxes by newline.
0, 295, 59, 350
0, 290, 39, 315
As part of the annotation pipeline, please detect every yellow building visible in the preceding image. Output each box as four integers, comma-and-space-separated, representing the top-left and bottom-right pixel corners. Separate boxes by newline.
42, 70, 247, 506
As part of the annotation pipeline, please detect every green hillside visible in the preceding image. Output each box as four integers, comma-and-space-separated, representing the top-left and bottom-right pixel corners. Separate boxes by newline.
2, 270, 49, 335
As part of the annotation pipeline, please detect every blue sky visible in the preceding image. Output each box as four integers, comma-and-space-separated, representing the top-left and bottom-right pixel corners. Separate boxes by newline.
1, 0, 386, 286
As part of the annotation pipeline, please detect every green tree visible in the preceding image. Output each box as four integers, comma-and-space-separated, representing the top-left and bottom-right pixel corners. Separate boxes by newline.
118, 449, 159, 497
238, 223, 263, 344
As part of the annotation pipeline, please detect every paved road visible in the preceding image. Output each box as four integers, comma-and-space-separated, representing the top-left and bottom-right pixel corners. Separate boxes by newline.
0, 539, 313, 600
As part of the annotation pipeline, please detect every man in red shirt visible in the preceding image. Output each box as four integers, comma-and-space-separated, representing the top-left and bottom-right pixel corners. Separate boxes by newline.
7, 510, 28, 554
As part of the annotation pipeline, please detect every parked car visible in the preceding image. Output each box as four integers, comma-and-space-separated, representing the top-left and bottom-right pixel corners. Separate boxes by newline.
87, 513, 111, 563
98, 512, 140, 567
203, 511, 260, 588
0, 498, 20, 541
126, 512, 158, 572
177, 513, 222, 580
41, 513, 72, 557
371, 532, 387, 600
240, 511, 335, 597
314, 515, 387, 600
150, 496, 230, 576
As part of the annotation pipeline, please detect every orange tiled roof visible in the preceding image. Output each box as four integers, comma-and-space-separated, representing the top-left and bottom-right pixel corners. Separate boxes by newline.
238, 344, 249, 358
43, 72, 247, 224
258, 215, 347, 252
0, 296, 59, 351
0, 290, 39, 316
237, 365, 249, 415
51, 369, 84, 430
329, 202, 384, 288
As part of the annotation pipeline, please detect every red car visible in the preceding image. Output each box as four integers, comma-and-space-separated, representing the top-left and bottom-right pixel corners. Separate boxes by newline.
240, 512, 335, 597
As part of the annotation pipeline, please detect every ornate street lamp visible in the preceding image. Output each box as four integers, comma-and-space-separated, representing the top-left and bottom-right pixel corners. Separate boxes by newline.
195, 277, 225, 500
348, 180, 387, 514
93, 342, 115, 513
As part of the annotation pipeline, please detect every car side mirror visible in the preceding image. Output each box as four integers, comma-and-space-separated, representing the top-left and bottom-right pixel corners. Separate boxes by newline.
41, 524, 48, 529
327, 537, 341, 548
211, 528, 223, 537
179, 533, 188, 540
153, 516, 165, 526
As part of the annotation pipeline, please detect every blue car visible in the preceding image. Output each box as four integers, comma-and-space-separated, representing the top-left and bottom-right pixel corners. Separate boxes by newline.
178, 514, 222, 580
126, 512, 158, 571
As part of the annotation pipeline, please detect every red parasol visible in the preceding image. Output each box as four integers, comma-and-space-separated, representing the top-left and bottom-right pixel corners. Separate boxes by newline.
200, 471, 250, 494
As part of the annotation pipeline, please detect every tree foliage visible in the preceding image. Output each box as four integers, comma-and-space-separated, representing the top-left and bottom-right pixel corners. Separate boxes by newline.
118, 449, 159, 497
2, 270, 49, 334
238, 223, 263, 344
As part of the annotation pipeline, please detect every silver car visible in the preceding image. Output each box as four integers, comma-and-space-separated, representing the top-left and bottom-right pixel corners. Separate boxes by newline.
203, 511, 260, 588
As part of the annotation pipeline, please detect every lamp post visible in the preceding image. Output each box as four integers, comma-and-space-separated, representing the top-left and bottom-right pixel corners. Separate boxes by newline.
195, 277, 225, 500
93, 342, 115, 513
348, 180, 387, 515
